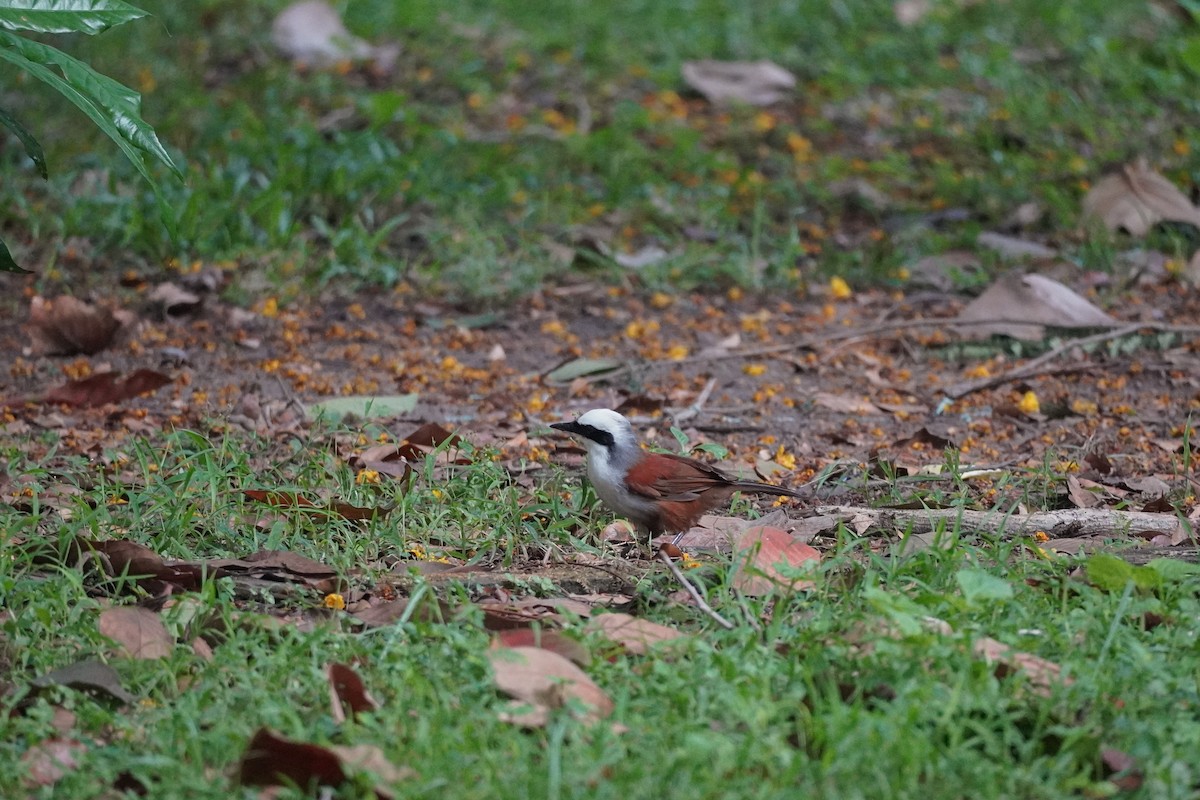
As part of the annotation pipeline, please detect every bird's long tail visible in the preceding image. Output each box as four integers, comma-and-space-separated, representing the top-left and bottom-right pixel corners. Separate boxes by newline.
730, 481, 810, 500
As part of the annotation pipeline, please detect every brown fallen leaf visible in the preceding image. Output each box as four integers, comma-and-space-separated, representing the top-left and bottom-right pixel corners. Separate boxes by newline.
21, 737, 86, 788
681, 59, 796, 106
27, 295, 124, 355
1083, 158, 1200, 236
98, 606, 174, 660
1100, 747, 1143, 791
488, 646, 614, 727
327, 662, 379, 723
585, 612, 686, 655
44, 369, 172, 408
732, 526, 821, 596
813, 392, 883, 415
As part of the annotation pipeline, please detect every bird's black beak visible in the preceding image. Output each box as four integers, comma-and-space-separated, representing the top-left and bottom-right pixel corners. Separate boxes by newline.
550, 421, 585, 436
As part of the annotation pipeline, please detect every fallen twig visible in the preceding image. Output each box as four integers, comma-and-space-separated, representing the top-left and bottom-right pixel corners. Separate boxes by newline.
670, 377, 718, 425
658, 549, 734, 630
943, 322, 1153, 399
814, 504, 1184, 540
577, 318, 1200, 386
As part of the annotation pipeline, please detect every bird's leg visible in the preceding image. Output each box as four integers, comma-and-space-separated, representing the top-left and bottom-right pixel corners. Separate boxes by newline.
670, 530, 686, 547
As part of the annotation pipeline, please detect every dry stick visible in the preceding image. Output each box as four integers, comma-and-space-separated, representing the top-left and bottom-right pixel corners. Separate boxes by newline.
670, 377, 718, 425
814, 504, 1182, 539
578, 318, 1200, 385
657, 549, 735, 630
945, 321, 1190, 398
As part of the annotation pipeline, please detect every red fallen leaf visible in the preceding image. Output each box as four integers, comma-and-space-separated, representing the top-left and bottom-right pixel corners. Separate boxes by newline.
492, 629, 590, 666
488, 646, 614, 727
327, 663, 379, 722
732, 526, 821, 595
585, 612, 686, 655
27, 294, 124, 355
238, 728, 348, 790
97, 606, 174, 660
44, 369, 171, 408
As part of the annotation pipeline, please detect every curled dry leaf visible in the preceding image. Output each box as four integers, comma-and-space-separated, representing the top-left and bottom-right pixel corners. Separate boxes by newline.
585, 612, 686, 655
27, 295, 124, 355
732, 526, 821, 596
44, 369, 172, 408
97, 606, 174, 660
1083, 159, 1200, 236
488, 646, 613, 727
954, 272, 1116, 340
681, 59, 796, 106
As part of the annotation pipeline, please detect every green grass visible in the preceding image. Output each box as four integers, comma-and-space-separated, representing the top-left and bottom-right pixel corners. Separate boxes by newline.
3, 0, 1200, 301
3, 427, 1200, 797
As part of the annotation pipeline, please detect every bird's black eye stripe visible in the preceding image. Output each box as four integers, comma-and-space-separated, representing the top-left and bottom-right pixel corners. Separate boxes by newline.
578, 424, 614, 448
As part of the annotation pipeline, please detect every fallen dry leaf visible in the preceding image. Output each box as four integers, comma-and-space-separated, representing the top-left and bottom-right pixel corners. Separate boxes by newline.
1083, 159, 1200, 236
21, 737, 86, 788
954, 272, 1116, 340
30, 659, 136, 704
488, 646, 613, 727
585, 612, 686, 655
27, 295, 124, 355
98, 606, 173, 660
731, 526, 821, 595
681, 59, 796, 106
972, 636, 1071, 697
147, 282, 203, 317
44, 369, 172, 408
238, 728, 345, 791
492, 629, 590, 666
327, 662, 379, 723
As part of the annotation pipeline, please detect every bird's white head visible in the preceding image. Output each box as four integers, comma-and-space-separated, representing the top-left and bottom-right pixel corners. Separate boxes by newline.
549, 408, 642, 470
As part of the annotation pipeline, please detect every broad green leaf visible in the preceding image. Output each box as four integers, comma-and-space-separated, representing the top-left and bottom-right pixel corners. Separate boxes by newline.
0, 31, 182, 182
1143, 557, 1200, 584
955, 568, 1013, 605
0, 104, 46, 177
0, 0, 147, 35
1085, 553, 1136, 593
306, 394, 419, 422
863, 585, 925, 637
0, 236, 31, 273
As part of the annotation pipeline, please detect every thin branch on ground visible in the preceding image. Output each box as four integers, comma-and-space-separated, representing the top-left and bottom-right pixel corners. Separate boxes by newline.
670, 377, 718, 425
577, 318, 1200, 385
658, 549, 735, 630
943, 322, 1155, 398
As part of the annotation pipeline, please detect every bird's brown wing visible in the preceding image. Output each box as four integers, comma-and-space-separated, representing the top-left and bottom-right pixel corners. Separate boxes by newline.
624, 452, 733, 502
